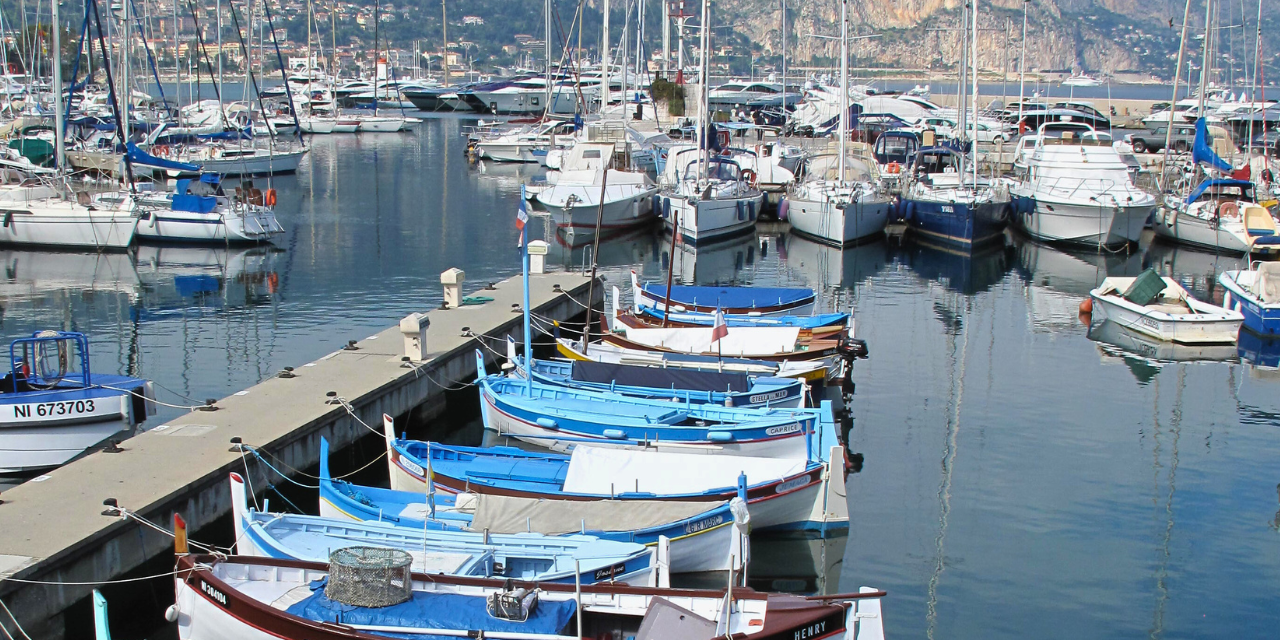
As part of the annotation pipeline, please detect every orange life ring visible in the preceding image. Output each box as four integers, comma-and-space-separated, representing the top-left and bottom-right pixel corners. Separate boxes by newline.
264, 188, 277, 207
155, 145, 168, 157
887, 162, 902, 174
741, 169, 758, 186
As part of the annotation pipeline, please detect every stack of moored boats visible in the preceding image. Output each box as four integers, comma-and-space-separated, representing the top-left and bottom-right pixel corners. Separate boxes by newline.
151, 274, 885, 640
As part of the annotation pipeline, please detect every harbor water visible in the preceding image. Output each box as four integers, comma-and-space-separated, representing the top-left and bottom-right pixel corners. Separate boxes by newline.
7, 119, 1280, 638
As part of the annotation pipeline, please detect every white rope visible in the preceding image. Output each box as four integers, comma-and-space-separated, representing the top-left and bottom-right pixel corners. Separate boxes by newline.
0, 569, 187, 586
0, 599, 31, 640
93, 384, 205, 411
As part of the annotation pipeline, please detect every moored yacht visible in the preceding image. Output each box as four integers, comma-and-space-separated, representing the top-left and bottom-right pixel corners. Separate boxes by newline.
1010, 123, 1156, 248
536, 142, 657, 235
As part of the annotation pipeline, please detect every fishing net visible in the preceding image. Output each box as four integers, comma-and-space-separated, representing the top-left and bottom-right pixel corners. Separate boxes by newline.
326, 547, 413, 607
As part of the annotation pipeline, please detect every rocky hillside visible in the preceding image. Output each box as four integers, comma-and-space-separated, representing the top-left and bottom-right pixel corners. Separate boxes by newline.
715, 0, 1260, 78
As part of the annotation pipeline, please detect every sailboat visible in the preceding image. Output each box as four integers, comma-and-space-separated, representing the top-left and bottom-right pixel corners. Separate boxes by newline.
1, 0, 140, 250
782, 0, 892, 246
896, 0, 1011, 248
657, 0, 763, 245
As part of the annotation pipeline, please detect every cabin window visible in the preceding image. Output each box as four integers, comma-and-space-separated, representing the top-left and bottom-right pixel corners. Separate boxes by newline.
583, 150, 602, 159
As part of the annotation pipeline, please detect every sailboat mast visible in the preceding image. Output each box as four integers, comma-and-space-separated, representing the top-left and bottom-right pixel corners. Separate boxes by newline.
52, 0, 63, 173
373, 0, 379, 116
780, 0, 786, 98
1246, 0, 1261, 150
956, 2, 967, 142
441, 0, 448, 86
1197, 0, 1212, 118
1017, 0, 1026, 124
122, 0, 130, 136
970, 0, 978, 183
837, 0, 847, 182
698, 0, 708, 181
216, 0, 223, 106
544, 0, 551, 113
602, 0, 610, 106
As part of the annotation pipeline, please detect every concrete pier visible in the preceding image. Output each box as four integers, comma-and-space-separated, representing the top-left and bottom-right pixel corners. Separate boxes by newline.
0, 272, 598, 639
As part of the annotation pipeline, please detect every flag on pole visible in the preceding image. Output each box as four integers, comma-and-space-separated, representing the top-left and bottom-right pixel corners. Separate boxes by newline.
710, 307, 728, 343
516, 184, 529, 247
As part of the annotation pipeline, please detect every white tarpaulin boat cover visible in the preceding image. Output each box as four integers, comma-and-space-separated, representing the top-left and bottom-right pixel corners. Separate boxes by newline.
470, 494, 722, 535
621, 326, 802, 356
562, 446, 808, 496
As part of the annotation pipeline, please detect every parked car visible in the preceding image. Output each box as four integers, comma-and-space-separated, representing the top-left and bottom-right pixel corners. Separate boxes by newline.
915, 118, 1011, 143
1124, 123, 1196, 154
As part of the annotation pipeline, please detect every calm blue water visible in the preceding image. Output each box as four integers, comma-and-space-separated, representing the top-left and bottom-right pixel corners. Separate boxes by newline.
10, 120, 1280, 637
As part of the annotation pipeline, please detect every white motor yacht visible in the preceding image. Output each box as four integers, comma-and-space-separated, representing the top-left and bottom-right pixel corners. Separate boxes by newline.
536, 142, 657, 236
1011, 124, 1156, 248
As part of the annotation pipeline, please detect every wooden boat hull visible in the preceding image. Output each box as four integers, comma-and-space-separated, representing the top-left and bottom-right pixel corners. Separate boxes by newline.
171, 554, 883, 640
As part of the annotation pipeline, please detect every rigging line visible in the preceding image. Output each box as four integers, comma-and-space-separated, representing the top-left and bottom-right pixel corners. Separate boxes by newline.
241, 442, 387, 482
225, 0, 276, 145
1, 569, 187, 586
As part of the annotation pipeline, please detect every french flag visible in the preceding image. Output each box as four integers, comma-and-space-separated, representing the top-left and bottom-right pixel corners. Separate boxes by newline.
710, 307, 728, 343
516, 185, 529, 246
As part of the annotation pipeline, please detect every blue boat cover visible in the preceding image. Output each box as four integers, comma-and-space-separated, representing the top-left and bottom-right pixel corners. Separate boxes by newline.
126, 142, 200, 172
286, 581, 576, 639
1192, 117, 1232, 172
571, 360, 751, 393
641, 284, 814, 309
171, 193, 216, 213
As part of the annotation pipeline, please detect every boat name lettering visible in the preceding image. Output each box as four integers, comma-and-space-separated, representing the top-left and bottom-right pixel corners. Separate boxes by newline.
400, 457, 425, 478
765, 423, 803, 436
592, 563, 627, 581
200, 580, 228, 608
1139, 317, 1161, 330
14, 399, 96, 419
941, 205, 954, 213
685, 515, 724, 534
775, 476, 809, 494
794, 620, 826, 640
748, 390, 790, 404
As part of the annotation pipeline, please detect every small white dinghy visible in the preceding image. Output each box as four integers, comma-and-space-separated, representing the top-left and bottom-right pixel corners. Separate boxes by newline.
1089, 269, 1243, 344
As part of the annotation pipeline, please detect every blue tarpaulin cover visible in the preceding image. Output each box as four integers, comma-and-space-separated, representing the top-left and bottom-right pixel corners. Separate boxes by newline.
1183, 179, 1253, 205
286, 583, 577, 640
1192, 117, 1232, 172
641, 283, 814, 309
126, 142, 200, 172
171, 194, 216, 213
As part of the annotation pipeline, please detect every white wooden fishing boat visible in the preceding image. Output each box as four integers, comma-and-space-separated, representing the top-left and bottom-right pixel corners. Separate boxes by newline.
166, 549, 887, 640
1089, 271, 1242, 344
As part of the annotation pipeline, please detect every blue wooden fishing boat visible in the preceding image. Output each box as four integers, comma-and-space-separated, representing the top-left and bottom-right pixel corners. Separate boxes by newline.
317, 438, 745, 574
476, 352, 835, 458
228, 472, 659, 586
631, 270, 815, 316
1220, 263, 1280, 336
515, 340, 805, 409
0, 331, 155, 474
380, 427, 849, 534
629, 271, 835, 326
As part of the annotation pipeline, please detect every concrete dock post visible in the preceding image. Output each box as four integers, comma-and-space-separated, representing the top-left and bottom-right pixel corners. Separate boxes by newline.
399, 313, 429, 361
527, 240, 548, 275
441, 268, 465, 308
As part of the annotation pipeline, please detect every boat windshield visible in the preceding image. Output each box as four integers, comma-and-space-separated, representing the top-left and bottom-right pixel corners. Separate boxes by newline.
4, 332, 91, 393
684, 159, 742, 181
1190, 181, 1255, 204
874, 134, 918, 165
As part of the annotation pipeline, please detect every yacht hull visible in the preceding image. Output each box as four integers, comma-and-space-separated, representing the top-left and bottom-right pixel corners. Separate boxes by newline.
1016, 199, 1152, 248
0, 204, 137, 249
785, 197, 892, 246
660, 193, 763, 245
899, 198, 1010, 248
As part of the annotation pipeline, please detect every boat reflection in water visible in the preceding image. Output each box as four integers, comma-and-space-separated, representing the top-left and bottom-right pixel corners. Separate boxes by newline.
1016, 238, 1144, 335
662, 231, 761, 285
672, 532, 849, 595
1238, 329, 1280, 369
0, 250, 140, 310
1142, 241, 1246, 305
131, 245, 285, 321
901, 235, 1015, 295
777, 233, 894, 294
1088, 319, 1238, 384
543, 216, 662, 272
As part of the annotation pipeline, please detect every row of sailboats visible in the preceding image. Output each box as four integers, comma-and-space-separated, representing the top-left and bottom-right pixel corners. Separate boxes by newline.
0, 0, 283, 249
